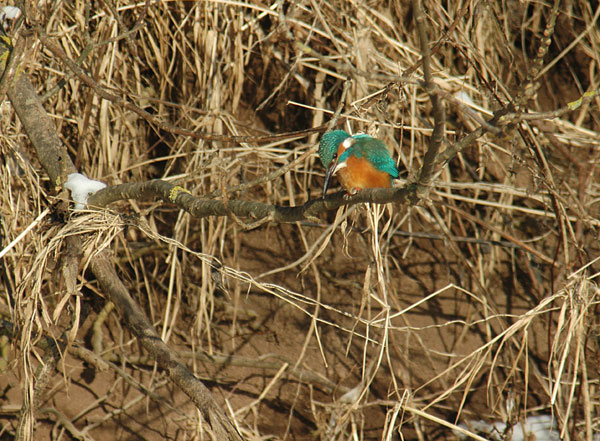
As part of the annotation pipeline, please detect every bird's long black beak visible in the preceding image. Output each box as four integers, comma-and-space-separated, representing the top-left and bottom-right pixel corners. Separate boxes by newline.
323, 155, 339, 197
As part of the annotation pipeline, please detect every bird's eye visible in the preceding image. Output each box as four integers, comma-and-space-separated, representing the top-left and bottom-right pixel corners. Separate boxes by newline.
332, 153, 338, 160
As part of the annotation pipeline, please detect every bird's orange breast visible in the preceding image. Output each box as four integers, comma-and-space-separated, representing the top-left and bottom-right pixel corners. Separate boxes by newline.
337, 155, 393, 191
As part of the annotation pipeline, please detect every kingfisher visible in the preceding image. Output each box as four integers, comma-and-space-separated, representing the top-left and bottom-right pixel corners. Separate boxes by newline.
318, 130, 399, 197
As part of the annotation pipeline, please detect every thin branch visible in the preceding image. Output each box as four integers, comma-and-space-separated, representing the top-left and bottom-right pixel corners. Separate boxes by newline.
413, 0, 445, 191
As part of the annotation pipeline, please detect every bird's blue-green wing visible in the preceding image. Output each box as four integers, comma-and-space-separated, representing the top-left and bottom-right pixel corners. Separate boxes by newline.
345, 136, 399, 178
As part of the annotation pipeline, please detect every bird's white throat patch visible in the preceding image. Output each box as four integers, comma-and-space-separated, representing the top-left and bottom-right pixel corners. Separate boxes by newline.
332, 160, 347, 175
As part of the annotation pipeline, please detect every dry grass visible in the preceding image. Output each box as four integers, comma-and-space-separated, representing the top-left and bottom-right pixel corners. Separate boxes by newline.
1, 0, 599, 440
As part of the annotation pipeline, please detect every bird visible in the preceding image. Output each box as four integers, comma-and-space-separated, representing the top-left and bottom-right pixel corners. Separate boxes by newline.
318, 130, 399, 197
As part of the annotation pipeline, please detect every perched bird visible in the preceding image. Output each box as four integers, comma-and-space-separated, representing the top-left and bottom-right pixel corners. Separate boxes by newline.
318, 130, 399, 197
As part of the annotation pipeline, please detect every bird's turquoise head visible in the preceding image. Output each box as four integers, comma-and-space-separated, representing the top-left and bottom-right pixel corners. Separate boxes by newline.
318, 130, 351, 168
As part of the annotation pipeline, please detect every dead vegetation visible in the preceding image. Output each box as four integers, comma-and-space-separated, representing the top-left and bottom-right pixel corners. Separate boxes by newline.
1, 0, 599, 440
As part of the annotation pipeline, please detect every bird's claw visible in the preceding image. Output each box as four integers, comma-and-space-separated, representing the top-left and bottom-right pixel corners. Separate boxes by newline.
343, 188, 359, 200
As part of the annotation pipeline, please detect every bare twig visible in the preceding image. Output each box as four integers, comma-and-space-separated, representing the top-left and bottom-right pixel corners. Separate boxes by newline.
413, 0, 445, 192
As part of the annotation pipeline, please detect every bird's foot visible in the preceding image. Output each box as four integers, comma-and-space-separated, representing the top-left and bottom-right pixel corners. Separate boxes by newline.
343, 188, 360, 200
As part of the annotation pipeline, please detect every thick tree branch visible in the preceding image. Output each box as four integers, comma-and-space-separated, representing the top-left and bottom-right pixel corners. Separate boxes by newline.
8, 77, 77, 185
87, 179, 415, 223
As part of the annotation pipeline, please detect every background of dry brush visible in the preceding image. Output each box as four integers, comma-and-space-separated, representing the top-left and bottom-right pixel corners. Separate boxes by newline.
1, 0, 600, 440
